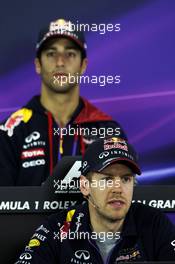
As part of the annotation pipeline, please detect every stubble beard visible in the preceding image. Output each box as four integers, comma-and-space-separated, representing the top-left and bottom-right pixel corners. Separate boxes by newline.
49, 81, 76, 94
42, 74, 78, 94
95, 203, 128, 223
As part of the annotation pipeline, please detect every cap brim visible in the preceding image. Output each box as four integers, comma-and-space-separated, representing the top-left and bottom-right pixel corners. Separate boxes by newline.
37, 33, 86, 53
57, 33, 85, 50
96, 157, 141, 175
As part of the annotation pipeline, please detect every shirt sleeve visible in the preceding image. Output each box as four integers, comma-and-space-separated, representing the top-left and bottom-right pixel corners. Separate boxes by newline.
14, 220, 60, 264
0, 130, 19, 185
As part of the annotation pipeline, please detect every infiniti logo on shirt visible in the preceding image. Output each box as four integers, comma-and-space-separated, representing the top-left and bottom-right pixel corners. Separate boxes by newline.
25, 131, 40, 143
75, 250, 90, 260
71, 250, 92, 264
171, 240, 175, 250
19, 252, 32, 260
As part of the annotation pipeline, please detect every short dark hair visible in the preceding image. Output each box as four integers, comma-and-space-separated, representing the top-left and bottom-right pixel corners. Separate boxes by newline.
36, 36, 86, 63
84, 161, 137, 184
85, 171, 93, 181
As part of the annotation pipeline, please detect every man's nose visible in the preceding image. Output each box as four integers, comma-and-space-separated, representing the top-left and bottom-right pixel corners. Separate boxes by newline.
111, 179, 122, 194
55, 53, 65, 67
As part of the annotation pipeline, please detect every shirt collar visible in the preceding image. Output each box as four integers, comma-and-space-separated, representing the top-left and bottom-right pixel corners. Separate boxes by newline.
121, 205, 137, 237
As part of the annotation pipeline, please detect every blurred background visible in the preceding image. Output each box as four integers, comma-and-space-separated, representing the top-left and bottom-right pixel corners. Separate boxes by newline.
0, 0, 175, 186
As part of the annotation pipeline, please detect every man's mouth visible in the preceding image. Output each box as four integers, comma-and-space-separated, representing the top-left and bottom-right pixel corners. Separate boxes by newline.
53, 72, 68, 77
107, 199, 125, 209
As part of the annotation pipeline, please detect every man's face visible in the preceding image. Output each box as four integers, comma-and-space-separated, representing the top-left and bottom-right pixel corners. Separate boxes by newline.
81, 163, 134, 222
35, 38, 87, 93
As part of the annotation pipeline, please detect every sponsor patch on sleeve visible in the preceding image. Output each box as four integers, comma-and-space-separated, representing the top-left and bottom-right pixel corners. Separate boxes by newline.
28, 238, 40, 248
0, 108, 32, 137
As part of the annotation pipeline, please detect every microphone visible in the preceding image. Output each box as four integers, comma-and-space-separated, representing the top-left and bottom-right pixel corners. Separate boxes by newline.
84, 194, 100, 209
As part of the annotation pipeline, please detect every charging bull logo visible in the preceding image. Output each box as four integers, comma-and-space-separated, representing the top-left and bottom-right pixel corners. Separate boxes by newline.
0, 108, 32, 137
49, 19, 72, 33
104, 137, 126, 144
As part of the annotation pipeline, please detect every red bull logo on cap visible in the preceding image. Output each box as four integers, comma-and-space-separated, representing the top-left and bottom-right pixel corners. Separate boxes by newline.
0, 108, 32, 137
104, 137, 128, 151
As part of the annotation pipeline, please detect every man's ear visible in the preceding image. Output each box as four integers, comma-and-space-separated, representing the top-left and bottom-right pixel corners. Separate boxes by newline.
34, 58, 41, 74
80, 175, 90, 196
80, 58, 88, 75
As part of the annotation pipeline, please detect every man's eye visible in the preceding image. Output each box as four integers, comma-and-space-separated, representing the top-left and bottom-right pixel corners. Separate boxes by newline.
46, 51, 55, 57
122, 176, 131, 183
102, 176, 112, 182
66, 51, 76, 58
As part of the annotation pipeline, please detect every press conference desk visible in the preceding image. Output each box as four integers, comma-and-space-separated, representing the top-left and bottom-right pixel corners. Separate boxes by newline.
0, 157, 175, 263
